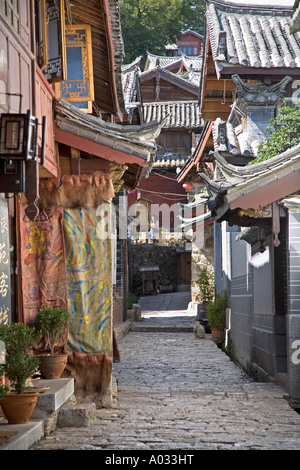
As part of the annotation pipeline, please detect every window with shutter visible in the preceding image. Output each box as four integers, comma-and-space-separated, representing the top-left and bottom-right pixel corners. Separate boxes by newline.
0, 0, 20, 33
56, 24, 94, 113
36, 0, 66, 83
35, 0, 48, 71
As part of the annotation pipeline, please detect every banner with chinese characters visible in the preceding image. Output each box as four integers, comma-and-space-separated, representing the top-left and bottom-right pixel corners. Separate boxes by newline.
0, 199, 11, 325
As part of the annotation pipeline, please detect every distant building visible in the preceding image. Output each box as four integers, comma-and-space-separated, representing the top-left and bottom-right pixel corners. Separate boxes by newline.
166, 30, 204, 57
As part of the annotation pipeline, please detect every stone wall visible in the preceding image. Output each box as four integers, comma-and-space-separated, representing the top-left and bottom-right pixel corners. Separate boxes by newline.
287, 211, 300, 403
129, 243, 180, 295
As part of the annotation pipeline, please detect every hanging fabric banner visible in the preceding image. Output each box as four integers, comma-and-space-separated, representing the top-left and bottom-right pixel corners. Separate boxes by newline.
63, 207, 112, 356
20, 204, 67, 325
0, 199, 11, 325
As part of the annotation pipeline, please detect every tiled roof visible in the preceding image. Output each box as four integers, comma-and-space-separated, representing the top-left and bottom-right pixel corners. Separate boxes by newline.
138, 65, 200, 94
55, 99, 162, 160
179, 70, 201, 86
144, 53, 183, 71
121, 58, 142, 111
143, 101, 202, 128
211, 74, 292, 160
144, 52, 202, 72
207, 0, 300, 71
199, 141, 300, 220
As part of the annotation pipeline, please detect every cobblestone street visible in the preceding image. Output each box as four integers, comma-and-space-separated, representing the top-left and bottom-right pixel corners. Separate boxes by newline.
32, 292, 300, 452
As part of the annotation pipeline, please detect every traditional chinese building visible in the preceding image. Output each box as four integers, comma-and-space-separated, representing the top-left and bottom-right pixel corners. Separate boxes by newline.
0, 0, 162, 403
181, 0, 300, 406
123, 52, 203, 239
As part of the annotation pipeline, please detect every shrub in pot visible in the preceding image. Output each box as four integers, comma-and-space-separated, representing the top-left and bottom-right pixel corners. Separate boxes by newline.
207, 290, 227, 340
196, 267, 214, 307
35, 307, 70, 379
0, 323, 41, 424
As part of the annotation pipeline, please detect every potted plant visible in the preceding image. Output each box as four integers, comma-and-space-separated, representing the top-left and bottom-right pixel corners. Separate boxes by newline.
195, 267, 214, 327
207, 290, 227, 340
35, 307, 70, 379
0, 323, 41, 424
196, 267, 214, 307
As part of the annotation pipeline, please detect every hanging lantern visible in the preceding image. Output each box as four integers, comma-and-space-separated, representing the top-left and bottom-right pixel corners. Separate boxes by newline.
182, 182, 193, 190
0, 110, 38, 160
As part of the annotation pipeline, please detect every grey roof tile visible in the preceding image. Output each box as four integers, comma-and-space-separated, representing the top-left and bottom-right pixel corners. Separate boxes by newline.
142, 101, 202, 128
144, 52, 202, 72
207, 0, 300, 70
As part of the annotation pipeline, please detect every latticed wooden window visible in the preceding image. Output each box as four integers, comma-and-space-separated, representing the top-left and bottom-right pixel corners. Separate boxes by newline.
0, 0, 20, 33
35, 0, 66, 83
56, 24, 94, 113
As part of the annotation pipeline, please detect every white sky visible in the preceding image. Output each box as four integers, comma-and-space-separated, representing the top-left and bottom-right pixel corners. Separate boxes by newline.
222, 0, 295, 6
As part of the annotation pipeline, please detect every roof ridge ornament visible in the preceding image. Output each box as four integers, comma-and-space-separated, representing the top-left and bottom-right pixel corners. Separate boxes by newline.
231, 74, 292, 106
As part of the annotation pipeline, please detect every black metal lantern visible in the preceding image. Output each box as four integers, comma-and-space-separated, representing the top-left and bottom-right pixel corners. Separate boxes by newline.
0, 110, 38, 160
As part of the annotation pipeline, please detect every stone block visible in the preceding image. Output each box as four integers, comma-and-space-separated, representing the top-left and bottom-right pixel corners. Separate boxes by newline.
127, 304, 142, 322
159, 284, 173, 293
133, 304, 142, 321
57, 402, 96, 428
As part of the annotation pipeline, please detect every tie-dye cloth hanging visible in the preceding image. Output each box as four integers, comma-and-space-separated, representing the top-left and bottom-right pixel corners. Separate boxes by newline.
63, 207, 112, 356
20, 205, 68, 325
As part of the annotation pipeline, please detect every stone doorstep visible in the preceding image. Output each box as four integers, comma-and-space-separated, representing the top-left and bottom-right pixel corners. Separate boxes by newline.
130, 326, 194, 332
0, 377, 75, 450
31, 377, 75, 436
114, 321, 133, 340
0, 421, 44, 451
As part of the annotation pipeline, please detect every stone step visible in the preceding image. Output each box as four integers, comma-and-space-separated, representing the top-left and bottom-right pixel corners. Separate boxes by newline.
0, 421, 43, 451
31, 378, 74, 434
0, 377, 74, 450
130, 326, 193, 333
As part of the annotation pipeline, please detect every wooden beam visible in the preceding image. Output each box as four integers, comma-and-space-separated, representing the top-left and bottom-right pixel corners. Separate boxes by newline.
70, 147, 80, 174
205, 78, 236, 91
202, 111, 232, 121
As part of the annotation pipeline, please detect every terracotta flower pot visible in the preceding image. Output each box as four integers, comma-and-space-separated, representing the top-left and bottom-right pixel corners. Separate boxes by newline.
211, 328, 223, 340
0, 392, 39, 424
38, 353, 68, 379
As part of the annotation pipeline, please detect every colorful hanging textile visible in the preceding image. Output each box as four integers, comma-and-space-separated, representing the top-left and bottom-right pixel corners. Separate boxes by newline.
20, 204, 67, 325
63, 207, 112, 356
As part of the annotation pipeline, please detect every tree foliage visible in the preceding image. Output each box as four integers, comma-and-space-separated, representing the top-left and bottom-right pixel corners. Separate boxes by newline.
250, 101, 300, 165
119, 0, 206, 64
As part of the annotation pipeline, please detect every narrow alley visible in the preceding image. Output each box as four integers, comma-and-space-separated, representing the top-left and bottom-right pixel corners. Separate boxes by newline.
32, 292, 300, 452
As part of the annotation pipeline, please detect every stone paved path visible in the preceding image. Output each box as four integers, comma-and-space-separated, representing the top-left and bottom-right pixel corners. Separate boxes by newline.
32, 292, 300, 451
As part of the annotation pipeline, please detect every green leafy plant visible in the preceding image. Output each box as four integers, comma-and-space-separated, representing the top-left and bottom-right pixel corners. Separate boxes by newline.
0, 365, 8, 399
249, 101, 300, 165
207, 290, 227, 330
35, 307, 70, 355
0, 323, 41, 394
196, 267, 214, 304
127, 293, 138, 310
120, 0, 206, 63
